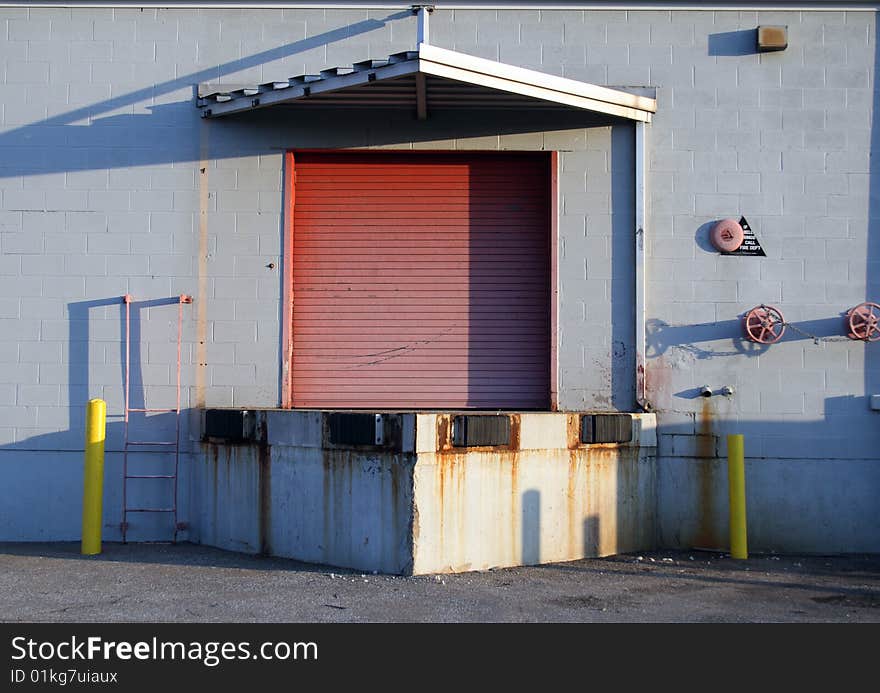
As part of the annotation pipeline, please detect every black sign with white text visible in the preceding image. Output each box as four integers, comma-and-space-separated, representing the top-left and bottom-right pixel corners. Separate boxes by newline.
724, 216, 766, 256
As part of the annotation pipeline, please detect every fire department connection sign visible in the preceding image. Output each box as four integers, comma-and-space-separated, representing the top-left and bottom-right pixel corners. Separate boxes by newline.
714, 216, 766, 257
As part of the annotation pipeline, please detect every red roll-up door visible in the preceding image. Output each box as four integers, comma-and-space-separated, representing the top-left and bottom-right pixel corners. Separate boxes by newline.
291, 151, 550, 409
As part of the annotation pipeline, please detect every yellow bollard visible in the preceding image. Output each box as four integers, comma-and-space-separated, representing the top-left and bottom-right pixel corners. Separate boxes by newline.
727, 434, 748, 559
81, 398, 106, 556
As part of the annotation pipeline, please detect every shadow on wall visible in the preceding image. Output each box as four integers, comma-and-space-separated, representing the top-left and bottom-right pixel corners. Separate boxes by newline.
867, 14, 880, 440
5, 295, 191, 452
610, 125, 636, 410
646, 316, 849, 361
522, 489, 540, 564
1, 296, 193, 543
707, 29, 758, 57
0, 12, 616, 180
0, 13, 413, 178
0, 415, 194, 543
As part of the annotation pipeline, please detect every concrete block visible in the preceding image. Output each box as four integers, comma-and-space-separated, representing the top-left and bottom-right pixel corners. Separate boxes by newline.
704, 82, 754, 109
131, 191, 174, 212
127, 276, 172, 299
150, 168, 195, 191
149, 212, 192, 235
213, 320, 256, 344
211, 364, 256, 387
69, 41, 113, 63
632, 413, 657, 447
826, 66, 869, 89
265, 410, 322, 448
825, 149, 870, 176
499, 132, 544, 150
213, 278, 258, 300
85, 232, 130, 255
781, 65, 825, 88
738, 109, 783, 133
0, 298, 18, 319
826, 108, 872, 132
650, 149, 694, 173
17, 340, 62, 364
717, 172, 760, 195
782, 109, 826, 132
672, 127, 716, 152
415, 414, 438, 453
0, 405, 38, 427
759, 391, 805, 415
694, 193, 739, 217
781, 280, 826, 303
670, 434, 717, 458
1, 232, 43, 255
63, 254, 107, 277
5, 189, 47, 211
63, 167, 111, 192
39, 273, 86, 298
7, 19, 51, 41
17, 384, 60, 406
518, 413, 567, 450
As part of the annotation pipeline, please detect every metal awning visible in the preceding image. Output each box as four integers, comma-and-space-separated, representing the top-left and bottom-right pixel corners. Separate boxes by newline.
197, 43, 657, 123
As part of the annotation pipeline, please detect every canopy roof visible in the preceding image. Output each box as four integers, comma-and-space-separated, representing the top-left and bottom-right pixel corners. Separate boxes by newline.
198, 43, 657, 122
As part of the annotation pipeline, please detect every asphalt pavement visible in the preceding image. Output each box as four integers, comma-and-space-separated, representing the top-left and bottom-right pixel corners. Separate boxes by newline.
1, 543, 878, 623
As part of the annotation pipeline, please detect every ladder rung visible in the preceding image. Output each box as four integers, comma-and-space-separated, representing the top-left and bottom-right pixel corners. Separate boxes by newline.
123, 450, 178, 455
125, 474, 176, 479
127, 441, 177, 446
128, 408, 179, 413
125, 508, 175, 513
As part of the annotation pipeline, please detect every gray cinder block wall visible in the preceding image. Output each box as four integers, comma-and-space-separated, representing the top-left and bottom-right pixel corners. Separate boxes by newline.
1, 5, 878, 552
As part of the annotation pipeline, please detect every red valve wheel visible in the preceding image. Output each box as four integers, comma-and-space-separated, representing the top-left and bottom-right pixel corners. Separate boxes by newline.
847, 302, 880, 342
743, 305, 786, 344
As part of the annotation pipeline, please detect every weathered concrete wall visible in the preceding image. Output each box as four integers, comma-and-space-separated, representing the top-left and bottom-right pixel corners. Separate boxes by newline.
0, 448, 191, 543
192, 410, 656, 574
193, 410, 417, 574
659, 455, 880, 554
192, 443, 263, 554
1, 451, 119, 540
411, 413, 656, 573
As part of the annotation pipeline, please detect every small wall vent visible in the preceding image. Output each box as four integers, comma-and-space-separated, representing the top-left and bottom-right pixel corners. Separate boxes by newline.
327, 413, 385, 446
580, 414, 632, 444
452, 415, 511, 447
204, 409, 258, 443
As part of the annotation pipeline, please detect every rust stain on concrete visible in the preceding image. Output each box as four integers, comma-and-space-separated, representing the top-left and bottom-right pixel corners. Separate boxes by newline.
567, 451, 578, 558
566, 413, 581, 450
321, 451, 331, 562
436, 415, 451, 452
257, 418, 271, 556
694, 399, 719, 550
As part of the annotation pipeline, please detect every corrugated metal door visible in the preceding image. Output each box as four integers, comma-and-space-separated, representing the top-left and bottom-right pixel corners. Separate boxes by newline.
291, 151, 550, 409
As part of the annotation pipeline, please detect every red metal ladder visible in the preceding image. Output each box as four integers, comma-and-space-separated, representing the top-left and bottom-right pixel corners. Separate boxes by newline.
121, 293, 192, 543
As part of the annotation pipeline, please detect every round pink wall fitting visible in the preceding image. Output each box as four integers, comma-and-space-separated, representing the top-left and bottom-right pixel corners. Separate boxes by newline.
710, 218, 744, 253
847, 302, 880, 342
743, 305, 786, 344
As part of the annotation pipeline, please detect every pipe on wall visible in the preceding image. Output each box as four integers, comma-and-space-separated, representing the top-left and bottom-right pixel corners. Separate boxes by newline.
635, 120, 649, 411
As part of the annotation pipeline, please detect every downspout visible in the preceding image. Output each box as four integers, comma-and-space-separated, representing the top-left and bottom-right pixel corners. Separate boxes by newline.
412, 4, 434, 119
635, 120, 651, 411
413, 4, 434, 45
